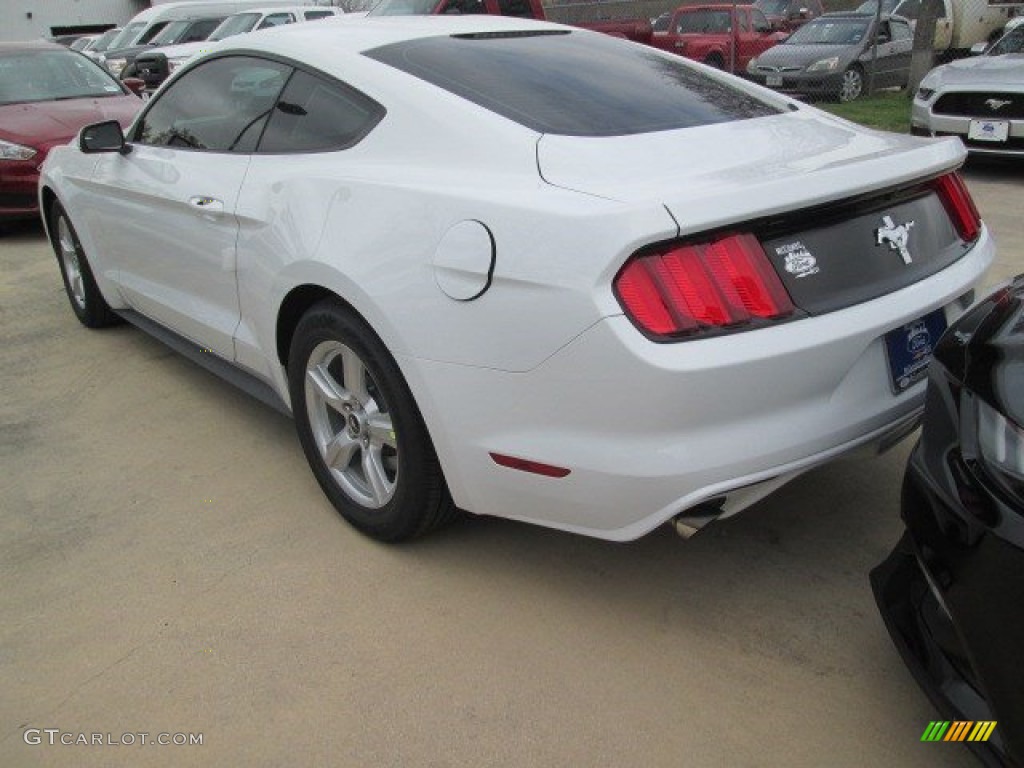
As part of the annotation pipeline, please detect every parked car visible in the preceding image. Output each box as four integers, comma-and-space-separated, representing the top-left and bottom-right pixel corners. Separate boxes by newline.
105, 15, 228, 79
648, 3, 786, 73
753, 0, 824, 32
103, 0, 296, 54
81, 28, 122, 62
0, 42, 142, 223
134, 6, 342, 94
41, 17, 993, 543
748, 12, 914, 101
69, 35, 99, 52
912, 22, 1024, 157
872, 274, 1024, 768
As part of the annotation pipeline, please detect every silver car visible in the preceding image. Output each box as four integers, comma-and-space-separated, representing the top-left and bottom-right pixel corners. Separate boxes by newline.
912, 22, 1024, 157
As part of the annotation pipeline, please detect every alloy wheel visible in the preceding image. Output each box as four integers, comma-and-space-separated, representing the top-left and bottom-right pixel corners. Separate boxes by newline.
304, 340, 398, 509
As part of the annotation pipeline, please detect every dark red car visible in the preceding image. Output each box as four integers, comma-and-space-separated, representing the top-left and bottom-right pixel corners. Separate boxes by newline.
0, 42, 142, 223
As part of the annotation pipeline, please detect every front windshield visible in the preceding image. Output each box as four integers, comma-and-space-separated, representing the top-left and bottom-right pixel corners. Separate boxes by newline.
988, 26, 1024, 55
786, 18, 868, 44
756, 0, 790, 16
149, 20, 190, 45
0, 49, 124, 106
210, 13, 260, 40
109, 21, 146, 49
368, 0, 441, 16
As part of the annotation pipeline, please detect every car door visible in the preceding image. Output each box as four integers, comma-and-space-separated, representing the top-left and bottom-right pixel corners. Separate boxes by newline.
885, 16, 914, 87
860, 19, 892, 86
87, 55, 292, 358
231, 68, 386, 379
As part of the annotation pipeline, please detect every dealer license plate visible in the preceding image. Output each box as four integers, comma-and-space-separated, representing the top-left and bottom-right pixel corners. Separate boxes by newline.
884, 309, 947, 394
766, 75, 783, 87
967, 119, 1009, 143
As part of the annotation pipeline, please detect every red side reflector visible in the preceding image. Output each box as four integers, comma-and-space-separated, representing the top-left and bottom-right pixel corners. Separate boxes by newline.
934, 172, 981, 243
614, 233, 794, 339
489, 453, 571, 478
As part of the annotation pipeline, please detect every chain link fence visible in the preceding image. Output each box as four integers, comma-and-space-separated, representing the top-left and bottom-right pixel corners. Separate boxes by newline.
542, 0, 1022, 102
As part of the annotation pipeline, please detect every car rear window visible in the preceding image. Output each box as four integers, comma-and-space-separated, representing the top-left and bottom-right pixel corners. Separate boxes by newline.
364, 31, 780, 137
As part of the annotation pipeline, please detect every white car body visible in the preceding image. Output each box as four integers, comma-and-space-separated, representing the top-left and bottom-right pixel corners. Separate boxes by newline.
912, 23, 1024, 157
40, 17, 994, 541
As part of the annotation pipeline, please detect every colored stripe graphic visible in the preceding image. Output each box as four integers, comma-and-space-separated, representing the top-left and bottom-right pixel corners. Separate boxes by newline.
921, 721, 996, 742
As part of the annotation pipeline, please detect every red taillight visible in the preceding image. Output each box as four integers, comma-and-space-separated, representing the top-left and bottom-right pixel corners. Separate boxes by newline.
614, 233, 795, 339
934, 172, 981, 243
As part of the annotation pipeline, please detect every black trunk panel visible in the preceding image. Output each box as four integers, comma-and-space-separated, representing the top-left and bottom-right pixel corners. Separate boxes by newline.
758, 189, 970, 316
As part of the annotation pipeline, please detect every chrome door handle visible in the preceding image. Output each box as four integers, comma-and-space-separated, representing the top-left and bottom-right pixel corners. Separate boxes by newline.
188, 196, 224, 213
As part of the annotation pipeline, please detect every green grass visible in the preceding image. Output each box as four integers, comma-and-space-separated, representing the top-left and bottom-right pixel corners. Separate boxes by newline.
818, 91, 912, 133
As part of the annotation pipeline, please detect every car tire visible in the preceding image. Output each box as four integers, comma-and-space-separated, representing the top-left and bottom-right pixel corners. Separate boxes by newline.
704, 54, 725, 70
49, 202, 121, 328
838, 65, 864, 103
288, 299, 458, 541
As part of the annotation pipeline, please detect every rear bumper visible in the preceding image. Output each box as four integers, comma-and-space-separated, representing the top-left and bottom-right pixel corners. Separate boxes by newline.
406, 230, 993, 540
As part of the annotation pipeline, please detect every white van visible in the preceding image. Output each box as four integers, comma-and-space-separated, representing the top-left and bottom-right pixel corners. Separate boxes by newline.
104, 0, 312, 52
132, 6, 341, 92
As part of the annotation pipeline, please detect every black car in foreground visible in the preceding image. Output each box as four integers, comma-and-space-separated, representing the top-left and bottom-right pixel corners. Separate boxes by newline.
872, 274, 1024, 768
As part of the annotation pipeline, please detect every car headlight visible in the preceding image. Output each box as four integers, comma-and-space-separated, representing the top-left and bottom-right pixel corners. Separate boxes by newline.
747, 57, 758, 73
976, 398, 1024, 504
0, 138, 37, 161
806, 56, 839, 73
916, 86, 936, 101
106, 57, 127, 76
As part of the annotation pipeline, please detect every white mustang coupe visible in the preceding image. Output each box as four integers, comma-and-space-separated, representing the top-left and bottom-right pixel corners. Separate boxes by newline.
40, 16, 994, 542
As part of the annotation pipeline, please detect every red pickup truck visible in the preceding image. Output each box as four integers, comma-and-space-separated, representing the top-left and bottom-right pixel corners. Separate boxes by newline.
368, 0, 653, 45
650, 4, 786, 73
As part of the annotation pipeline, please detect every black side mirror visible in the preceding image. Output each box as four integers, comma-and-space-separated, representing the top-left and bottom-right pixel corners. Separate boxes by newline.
80, 120, 130, 154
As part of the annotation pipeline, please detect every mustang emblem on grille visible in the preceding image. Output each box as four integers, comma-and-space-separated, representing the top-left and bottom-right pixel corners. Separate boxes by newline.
876, 215, 915, 265
984, 98, 1012, 111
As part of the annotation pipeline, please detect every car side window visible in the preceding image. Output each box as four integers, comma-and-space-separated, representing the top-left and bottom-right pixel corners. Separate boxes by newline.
304, 10, 335, 19
257, 69, 384, 153
890, 18, 911, 41
258, 13, 295, 29
135, 56, 291, 152
740, 11, 751, 33
182, 18, 223, 43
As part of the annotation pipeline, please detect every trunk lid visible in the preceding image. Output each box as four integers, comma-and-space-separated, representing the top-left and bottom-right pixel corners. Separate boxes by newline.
538, 110, 973, 316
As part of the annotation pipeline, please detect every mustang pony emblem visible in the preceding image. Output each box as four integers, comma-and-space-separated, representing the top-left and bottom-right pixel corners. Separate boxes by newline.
876, 215, 915, 265
984, 98, 1012, 111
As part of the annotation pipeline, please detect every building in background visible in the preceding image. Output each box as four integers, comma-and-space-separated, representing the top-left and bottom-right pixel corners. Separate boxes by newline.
2, 0, 149, 42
